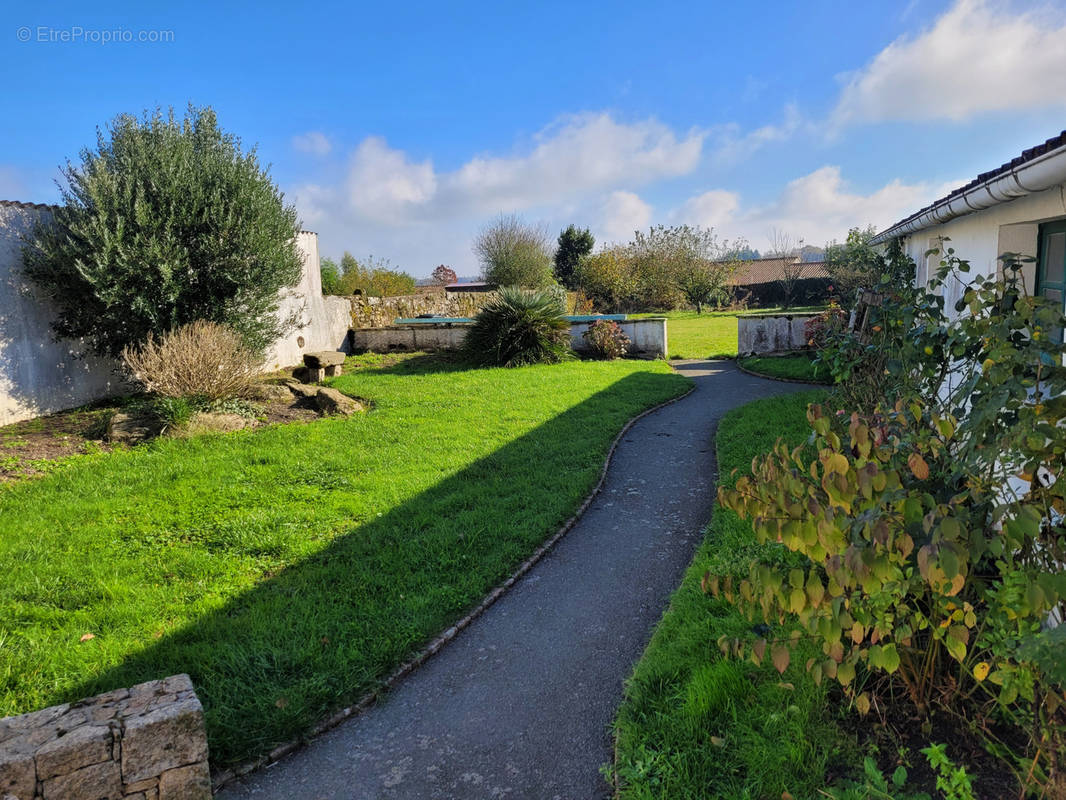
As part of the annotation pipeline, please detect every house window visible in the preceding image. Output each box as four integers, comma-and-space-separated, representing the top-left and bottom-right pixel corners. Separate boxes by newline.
1037, 220, 1066, 343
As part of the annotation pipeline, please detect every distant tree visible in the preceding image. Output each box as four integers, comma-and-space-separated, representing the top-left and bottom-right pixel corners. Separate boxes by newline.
330, 252, 416, 297
823, 225, 883, 306
630, 225, 738, 312
430, 264, 458, 285
474, 213, 555, 288
320, 257, 342, 295
554, 224, 594, 289
677, 262, 736, 314
23, 105, 302, 357
766, 228, 806, 309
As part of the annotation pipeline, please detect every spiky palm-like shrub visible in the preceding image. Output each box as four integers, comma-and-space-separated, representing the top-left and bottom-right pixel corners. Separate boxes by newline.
463, 286, 573, 367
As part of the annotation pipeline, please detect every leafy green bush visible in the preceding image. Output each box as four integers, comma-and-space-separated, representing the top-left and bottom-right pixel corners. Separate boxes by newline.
23, 105, 302, 357
582, 319, 630, 359
714, 244, 1066, 790
462, 286, 573, 367
327, 252, 416, 297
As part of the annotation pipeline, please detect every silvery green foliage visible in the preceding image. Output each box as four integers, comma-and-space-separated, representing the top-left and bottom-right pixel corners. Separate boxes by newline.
23, 105, 303, 357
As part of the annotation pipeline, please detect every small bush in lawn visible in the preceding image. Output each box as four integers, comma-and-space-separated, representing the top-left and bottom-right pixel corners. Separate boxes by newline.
122, 320, 260, 401
583, 319, 630, 359
463, 286, 573, 367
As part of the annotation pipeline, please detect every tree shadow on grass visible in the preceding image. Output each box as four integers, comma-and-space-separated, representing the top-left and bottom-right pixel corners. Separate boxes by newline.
67, 369, 689, 767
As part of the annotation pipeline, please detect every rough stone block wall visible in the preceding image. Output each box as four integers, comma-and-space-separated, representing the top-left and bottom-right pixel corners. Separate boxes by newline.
349, 289, 497, 329
0, 674, 210, 800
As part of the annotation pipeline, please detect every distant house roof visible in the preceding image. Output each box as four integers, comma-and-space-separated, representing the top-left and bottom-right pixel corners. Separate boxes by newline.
873, 129, 1066, 244
445, 281, 497, 292
726, 257, 828, 286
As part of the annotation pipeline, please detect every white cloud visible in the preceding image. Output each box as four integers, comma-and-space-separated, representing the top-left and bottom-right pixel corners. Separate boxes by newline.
446, 113, 703, 212
832, 0, 1066, 125
708, 104, 805, 166
600, 191, 653, 243
345, 137, 438, 223
672, 189, 740, 230
288, 112, 708, 274
675, 166, 958, 247
291, 131, 332, 156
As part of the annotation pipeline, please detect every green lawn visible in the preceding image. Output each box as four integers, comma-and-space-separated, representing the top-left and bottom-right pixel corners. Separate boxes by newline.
632, 308, 825, 360
737, 353, 832, 383
0, 353, 689, 766
610, 388, 855, 799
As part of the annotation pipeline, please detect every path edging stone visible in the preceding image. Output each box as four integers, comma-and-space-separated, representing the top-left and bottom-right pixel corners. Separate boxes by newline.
211, 380, 696, 792
734, 359, 832, 386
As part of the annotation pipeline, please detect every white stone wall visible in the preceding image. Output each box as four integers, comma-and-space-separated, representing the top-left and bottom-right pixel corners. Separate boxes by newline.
0, 203, 126, 426
0, 207, 349, 425
263, 231, 352, 371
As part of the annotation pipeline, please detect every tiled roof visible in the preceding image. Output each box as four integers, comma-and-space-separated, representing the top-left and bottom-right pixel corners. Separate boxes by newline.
879, 129, 1066, 237
726, 257, 828, 285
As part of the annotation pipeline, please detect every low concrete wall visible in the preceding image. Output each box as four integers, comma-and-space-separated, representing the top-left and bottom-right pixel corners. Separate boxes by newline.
569, 318, 668, 358
737, 313, 819, 356
351, 324, 470, 353
0, 674, 209, 800
351, 317, 669, 358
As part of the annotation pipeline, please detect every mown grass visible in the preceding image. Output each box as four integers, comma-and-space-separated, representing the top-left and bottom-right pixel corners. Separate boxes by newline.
631, 308, 826, 360
611, 388, 857, 799
738, 353, 832, 384
0, 353, 689, 766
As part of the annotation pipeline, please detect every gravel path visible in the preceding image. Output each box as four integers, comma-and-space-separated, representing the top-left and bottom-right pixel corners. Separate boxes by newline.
219, 360, 800, 799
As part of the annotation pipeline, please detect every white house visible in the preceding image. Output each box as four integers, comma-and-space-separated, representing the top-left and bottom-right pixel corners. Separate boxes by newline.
872, 129, 1066, 329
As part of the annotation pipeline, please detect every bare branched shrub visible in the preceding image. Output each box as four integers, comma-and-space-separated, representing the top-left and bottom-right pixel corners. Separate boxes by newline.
122, 320, 261, 401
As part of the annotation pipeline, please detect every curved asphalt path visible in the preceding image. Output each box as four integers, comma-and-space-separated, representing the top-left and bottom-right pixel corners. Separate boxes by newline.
219, 360, 802, 800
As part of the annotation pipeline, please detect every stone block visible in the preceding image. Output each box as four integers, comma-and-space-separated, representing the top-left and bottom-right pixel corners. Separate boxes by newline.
0, 747, 35, 799
303, 350, 345, 368
157, 762, 210, 800
311, 387, 364, 416
35, 723, 111, 779
41, 758, 121, 800
121, 698, 207, 785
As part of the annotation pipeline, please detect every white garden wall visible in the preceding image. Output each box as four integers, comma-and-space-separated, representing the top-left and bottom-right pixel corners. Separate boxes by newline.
0, 202, 349, 425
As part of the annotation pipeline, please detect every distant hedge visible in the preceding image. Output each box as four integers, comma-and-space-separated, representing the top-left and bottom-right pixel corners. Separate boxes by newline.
732, 277, 832, 308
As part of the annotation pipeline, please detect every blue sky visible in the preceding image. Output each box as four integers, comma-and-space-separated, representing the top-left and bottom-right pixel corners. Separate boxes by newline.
3, 0, 1066, 277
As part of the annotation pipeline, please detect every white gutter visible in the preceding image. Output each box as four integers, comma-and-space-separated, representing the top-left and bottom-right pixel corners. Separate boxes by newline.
871, 140, 1066, 244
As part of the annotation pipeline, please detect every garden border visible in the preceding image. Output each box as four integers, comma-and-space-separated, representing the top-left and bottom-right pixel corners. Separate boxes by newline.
211, 379, 697, 792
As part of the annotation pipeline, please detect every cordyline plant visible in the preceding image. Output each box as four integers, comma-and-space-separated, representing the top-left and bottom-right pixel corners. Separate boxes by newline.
712, 244, 1066, 791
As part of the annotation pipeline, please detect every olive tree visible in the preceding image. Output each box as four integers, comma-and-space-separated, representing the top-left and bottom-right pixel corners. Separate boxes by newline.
23, 105, 303, 357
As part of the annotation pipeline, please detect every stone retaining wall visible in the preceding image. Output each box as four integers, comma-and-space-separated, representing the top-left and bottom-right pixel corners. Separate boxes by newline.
349, 289, 496, 329
0, 674, 209, 800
